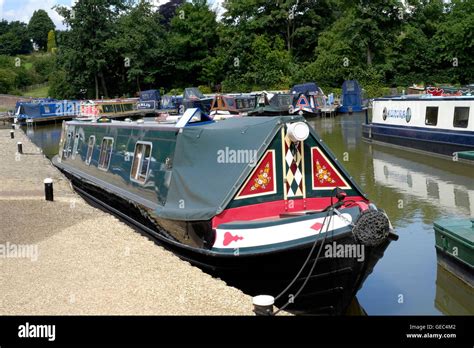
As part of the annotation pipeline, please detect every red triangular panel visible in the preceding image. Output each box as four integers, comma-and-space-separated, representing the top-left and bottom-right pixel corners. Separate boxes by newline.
311, 147, 351, 189
236, 150, 276, 199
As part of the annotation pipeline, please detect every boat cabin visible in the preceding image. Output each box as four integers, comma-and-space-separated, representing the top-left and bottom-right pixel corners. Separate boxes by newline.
210, 94, 256, 118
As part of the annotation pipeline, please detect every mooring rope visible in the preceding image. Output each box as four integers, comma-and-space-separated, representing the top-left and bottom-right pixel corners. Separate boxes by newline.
272, 206, 335, 315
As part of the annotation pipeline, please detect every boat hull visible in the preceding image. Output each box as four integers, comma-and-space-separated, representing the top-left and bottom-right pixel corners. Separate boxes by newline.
362, 123, 474, 158
60, 165, 395, 315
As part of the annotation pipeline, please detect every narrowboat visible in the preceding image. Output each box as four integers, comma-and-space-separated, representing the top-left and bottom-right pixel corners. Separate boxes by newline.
338, 80, 366, 113
136, 89, 161, 116
157, 95, 183, 116
434, 218, 473, 287
78, 98, 139, 120
248, 92, 293, 116
362, 95, 474, 161
289, 82, 326, 118
209, 94, 256, 119
14, 99, 80, 124
53, 109, 397, 314
182, 87, 213, 113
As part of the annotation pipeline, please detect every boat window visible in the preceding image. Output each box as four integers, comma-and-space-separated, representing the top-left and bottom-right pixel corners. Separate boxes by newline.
71, 133, 80, 159
453, 107, 469, 128
103, 105, 115, 113
85, 135, 95, 165
44, 105, 50, 114
406, 107, 412, 123
114, 104, 123, 113
63, 131, 73, 158
425, 107, 438, 126
123, 103, 134, 112
130, 142, 152, 184
98, 137, 114, 171
226, 98, 234, 107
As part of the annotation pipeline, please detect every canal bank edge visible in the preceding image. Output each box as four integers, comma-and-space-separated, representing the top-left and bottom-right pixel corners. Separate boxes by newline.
0, 128, 259, 315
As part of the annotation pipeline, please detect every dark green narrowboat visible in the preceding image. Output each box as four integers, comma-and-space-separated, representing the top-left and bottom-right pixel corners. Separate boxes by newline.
434, 218, 474, 287
53, 108, 397, 314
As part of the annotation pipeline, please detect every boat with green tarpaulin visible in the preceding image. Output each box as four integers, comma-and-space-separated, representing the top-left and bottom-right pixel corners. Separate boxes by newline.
52, 108, 398, 314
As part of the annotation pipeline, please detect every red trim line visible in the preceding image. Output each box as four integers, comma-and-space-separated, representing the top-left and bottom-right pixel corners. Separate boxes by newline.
212, 196, 367, 228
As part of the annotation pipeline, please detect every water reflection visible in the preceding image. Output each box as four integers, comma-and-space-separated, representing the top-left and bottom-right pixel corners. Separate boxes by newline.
372, 149, 474, 217
435, 264, 474, 315
21, 123, 61, 159
309, 114, 473, 315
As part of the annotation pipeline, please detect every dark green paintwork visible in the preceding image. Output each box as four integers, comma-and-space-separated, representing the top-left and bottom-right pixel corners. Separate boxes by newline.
434, 218, 474, 267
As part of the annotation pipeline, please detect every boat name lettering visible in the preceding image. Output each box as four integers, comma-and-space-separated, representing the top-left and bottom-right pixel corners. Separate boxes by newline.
387, 109, 407, 119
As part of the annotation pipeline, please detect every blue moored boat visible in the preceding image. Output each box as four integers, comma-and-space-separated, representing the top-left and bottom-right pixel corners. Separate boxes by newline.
362, 95, 474, 161
338, 80, 366, 113
289, 82, 326, 118
15, 99, 80, 124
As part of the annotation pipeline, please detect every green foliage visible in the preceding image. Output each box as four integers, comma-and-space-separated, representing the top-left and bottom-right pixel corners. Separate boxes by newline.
28, 10, 55, 51
48, 69, 75, 99
0, 68, 17, 93
47, 30, 57, 53
0, 21, 32, 55
198, 85, 212, 94
23, 0, 472, 99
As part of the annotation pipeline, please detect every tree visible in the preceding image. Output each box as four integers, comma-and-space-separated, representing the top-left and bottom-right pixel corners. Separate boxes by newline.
55, 0, 128, 99
47, 30, 57, 53
159, 0, 185, 27
0, 21, 32, 55
167, 0, 219, 87
106, 1, 167, 92
222, 0, 337, 59
28, 10, 55, 51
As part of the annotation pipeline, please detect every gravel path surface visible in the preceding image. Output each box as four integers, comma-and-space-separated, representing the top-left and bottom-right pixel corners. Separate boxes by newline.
0, 128, 256, 315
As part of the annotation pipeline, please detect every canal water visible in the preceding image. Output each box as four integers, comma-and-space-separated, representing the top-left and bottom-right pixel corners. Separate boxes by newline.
24, 114, 473, 315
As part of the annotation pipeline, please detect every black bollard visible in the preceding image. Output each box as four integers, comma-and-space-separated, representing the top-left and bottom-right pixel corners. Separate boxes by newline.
11, 124, 15, 130
44, 178, 54, 201
17, 142, 22, 154
10, 130, 14, 139
252, 295, 275, 316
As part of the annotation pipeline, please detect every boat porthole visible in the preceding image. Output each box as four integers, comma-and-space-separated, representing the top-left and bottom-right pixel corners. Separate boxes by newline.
382, 107, 387, 121
406, 107, 411, 123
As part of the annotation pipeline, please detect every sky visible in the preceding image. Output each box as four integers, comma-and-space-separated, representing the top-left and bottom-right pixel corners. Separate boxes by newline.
0, 0, 224, 30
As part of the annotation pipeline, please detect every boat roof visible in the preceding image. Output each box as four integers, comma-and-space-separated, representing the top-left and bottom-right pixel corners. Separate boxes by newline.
184, 87, 205, 99
374, 95, 474, 101
156, 115, 306, 220
291, 82, 321, 95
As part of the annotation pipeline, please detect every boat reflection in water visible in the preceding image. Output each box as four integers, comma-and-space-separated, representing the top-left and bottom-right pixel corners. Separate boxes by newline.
435, 264, 473, 315
372, 148, 474, 217
371, 146, 473, 315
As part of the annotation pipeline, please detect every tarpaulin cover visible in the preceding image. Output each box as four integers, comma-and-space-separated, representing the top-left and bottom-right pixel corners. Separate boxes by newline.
139, 89, 160, 101
155, 116, 304, 221
184, 87, 205, 100
291, 82, 321, 95
341, 80, 363, 108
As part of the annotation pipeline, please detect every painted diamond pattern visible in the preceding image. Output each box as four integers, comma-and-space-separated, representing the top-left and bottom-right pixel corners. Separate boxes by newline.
283, 129, 304, 198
